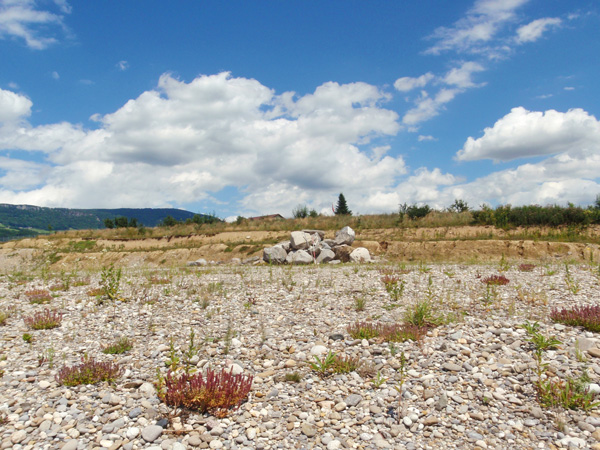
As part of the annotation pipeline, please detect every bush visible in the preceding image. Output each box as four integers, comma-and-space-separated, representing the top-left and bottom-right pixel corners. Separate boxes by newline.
24, 309, 62, 330
482, 275, 510, 286
157, 367, 253, 418
102, 337, 133, 354
56, 356, 122, 386
25, 289, 52, 304
551, 305, 600, 332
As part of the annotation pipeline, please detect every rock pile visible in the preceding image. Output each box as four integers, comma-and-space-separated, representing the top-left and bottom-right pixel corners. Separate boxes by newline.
263, 226, 372, 265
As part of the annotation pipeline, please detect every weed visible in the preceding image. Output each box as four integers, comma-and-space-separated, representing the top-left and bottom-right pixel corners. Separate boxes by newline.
354, 296, 367, 311
519, 263, 536, 272
310, 351, 337, 376
498, 254, 510, 272
482, 275, 510, 286
332, 354, 362, 374
25, 289, 53, 304
24, 309, 63, 330
403, 300, 441, 328
347, 321, 381, 340
22, 333, 33, 344
371, 371, 388, 388
389, 342, 398, 356
285, 372, 302, 382
156, 367, 253, 417
564, 264, 580, 294
347, 321, 429, 343
165, 337, 181, 371
56, 355, 122, 386
482, 284, 498, 306
102, 337, 133, 354
516, 287, 548, 305
38, 347, 55, 368
394, 352, 408, 417
223, 319, 234, 355
551, 305, 600, 332
0, 309, 10, 326
99, 264, 122, 303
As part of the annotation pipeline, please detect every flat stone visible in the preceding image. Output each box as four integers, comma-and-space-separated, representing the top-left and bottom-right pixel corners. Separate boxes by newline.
141, 425, 163, 442
301, 423, 317, 437
589, 348, 600, 358
344, 394, 363, 407
62, 440, 79, 450
442, 362, 462, 372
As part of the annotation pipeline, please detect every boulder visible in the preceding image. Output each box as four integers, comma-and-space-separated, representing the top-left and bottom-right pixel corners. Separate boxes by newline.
286, 250, 314, 265
335, 226, 355, 246
186, 258, 207, 267
350, 247, 371, 263
334, 244, 353, 263
302, 229, 325, 240
316, 249, 336, 264
263, 246, 288, 264
290, 231, 314, 250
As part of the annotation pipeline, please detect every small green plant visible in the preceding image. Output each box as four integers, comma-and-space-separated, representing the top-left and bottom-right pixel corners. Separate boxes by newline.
56, 355, 122, 386
332, 354, 362, 374
394, 352, 408, 418
482, 275, 510, 286
102, 337, 133, 355
99, 264, 122, 303
22, 333, 33, 344
309, 351, 337, 376
403, 300, 441, 328
165, 337, 181, 371
354, 296, 367, 311
0, 309, 9, 326
389, 342, 398, 356
285, 372, 302, 382
156, 367, 253, 418
24, 309, 63, 330
564, 264, 580, 294
223, 319, 234, 355
38, 347, 56, 368
482, 284, 498, 306
371, 370, 388, 388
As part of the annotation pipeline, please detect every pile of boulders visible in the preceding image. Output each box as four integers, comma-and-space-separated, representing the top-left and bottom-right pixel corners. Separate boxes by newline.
263, 226, 372, 265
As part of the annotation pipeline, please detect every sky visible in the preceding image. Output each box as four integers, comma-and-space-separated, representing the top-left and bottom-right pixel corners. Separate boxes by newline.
0, 0, 599, 220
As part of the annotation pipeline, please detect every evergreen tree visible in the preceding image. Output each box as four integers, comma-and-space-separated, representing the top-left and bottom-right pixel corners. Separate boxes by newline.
103, 218, 115, 229
334, 193, 352, 216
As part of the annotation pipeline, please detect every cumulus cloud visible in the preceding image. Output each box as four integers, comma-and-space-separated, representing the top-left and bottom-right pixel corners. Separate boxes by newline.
0, 73, 405, 215
515, 17, 561, 43
425, 0, 529, 56
442, 61, 485, 88
456, 107, 600, 162
0, 0, 71, 49
394, 73, 434, 92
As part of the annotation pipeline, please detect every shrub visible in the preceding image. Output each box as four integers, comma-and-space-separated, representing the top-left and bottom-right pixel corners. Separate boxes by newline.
538, 374, 599, 411
25, 289, 52, 304
482, 275, 510, 286
99, 264, 122, 302
56, 356, 122, 386
24, 309, 62, 330
551, 305, 600, 332
403, 300, 441, 327
102, 337, 133, 354
156, 367, 253, 417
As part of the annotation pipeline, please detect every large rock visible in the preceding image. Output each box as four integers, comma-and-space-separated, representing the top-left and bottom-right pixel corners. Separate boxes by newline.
335, 226, 355, 246
286, 250, 314, 265
263, 246, 287, 264
316, 249, 335, 264
302, 229, 325, 240
350, 247, 371, 263
290, 231, 314, 250
333, 244, 353, 263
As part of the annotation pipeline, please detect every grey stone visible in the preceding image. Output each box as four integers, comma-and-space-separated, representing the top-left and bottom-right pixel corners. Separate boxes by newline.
301, 423, 317, 437
345, 394, 363, 407
263, 246, 288, 264
62, 440, 79, 450
316, 249, 335, 264
141, 425, 163, 442
290, 231, 314, 250
334, 226, 355, 245
442, 362, 462, 372
286, 250, 314, 265
333, 245, 353, 263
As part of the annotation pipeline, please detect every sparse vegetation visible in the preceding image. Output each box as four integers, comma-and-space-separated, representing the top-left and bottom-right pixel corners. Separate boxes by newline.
24, 309, 63, 330
551, 305, 600, 332
102, 336, 133, 354
482, 274, 510, 286
56, 356, 122, 386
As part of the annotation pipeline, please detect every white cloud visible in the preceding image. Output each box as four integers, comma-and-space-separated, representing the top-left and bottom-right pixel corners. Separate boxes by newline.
0, 0, 71, 49
116, 60, 129, 71
0, 73, 405, 215
425, 0, 529, 56
564, 86, 575, 91
51, 71, 59, 80
442, 61, 485, 88
418, 135, 436, 142
394, 73, 434, 92
515, 17, 561, 43
456, 107, 600, 162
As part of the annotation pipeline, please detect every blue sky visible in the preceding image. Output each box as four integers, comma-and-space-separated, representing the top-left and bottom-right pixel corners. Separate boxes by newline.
1, 0, 599, 219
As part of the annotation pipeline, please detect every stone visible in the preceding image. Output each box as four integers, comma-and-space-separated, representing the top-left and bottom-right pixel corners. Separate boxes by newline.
301, 423, 317, 437
290, 231, 314, 250
139, 382, 156, 397
311, 345, 328, 356
349, 247, 371, 263
442, 362, 462, 372
303, 229, 325, 239
333, 245, 353, 263
11, 430, 27, 444
335, 226, 355, 245
316, 249, 335, 264
263, 246, 287, 264
588, 348, 600, 358
345, 394, 363, 407
62, 440, 79, 450
141, 425, 163, 442
172, 443, 187, 450
286, 250, 314, 265
126, 427, 140, 440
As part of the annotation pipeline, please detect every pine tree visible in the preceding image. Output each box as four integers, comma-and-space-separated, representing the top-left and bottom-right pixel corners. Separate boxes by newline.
334, 193, 352, 216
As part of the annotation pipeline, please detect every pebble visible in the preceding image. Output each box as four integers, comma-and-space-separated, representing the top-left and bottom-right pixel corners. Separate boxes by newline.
142, 425, 163, 442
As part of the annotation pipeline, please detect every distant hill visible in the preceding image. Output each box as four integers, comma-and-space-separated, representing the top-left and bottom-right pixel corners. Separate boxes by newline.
0, 204, 200, 239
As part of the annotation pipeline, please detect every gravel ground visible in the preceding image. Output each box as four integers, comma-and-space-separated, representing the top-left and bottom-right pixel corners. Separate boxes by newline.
2, 261, 600, 450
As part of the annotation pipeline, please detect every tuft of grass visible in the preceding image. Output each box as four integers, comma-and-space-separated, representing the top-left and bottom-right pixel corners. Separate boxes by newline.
354, 296, 367, 311
102, 336, 133, 354
538, 372, 600, 411
347, 321, 429, 343
0, 310, 9, 326
156, 367, 253, 418
24, 309, 63, 330
285, 372, 302, 382
551, 305, 600, 332
332, 354, 362, 374
56, 356, 122, 386
403, 300, 442, 328
482, 274, 510, 286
